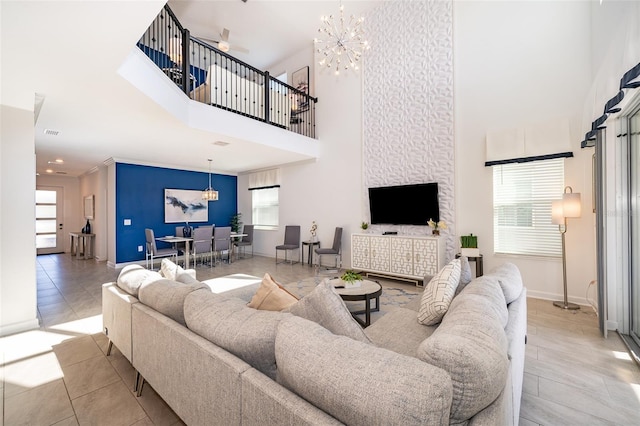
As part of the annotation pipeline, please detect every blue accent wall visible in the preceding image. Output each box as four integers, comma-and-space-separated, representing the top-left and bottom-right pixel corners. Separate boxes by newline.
116, 162, 237, 263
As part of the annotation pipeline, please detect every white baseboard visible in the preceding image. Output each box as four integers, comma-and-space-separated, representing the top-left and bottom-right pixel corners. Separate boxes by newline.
526, 289, 591, 307
0, 318, 40, 337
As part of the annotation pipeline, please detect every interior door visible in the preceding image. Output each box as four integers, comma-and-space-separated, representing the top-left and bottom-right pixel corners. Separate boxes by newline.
629, 109, 640, 347
36, 186, 65, 254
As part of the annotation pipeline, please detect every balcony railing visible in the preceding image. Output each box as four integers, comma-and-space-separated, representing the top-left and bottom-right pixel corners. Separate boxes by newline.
137, 4, 317, 138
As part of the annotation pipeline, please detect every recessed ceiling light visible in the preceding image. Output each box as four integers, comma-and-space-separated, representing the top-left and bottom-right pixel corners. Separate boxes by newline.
213, 141, 230, 146
44, 129, 60, 136
47, 159, 64, 164
46, 169, 53, 173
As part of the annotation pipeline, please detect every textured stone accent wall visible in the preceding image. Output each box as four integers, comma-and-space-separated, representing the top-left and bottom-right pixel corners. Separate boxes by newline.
363, 0, 455, 260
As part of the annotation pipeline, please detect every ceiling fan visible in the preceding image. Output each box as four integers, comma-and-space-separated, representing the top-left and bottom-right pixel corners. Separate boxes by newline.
195, 28, 249, 54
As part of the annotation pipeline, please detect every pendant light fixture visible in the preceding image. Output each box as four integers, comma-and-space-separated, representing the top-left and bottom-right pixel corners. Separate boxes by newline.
202, 159, 219, 201
314, 0, 370, 75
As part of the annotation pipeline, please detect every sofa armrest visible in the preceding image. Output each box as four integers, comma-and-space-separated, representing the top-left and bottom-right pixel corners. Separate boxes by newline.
102, 283, 139, 363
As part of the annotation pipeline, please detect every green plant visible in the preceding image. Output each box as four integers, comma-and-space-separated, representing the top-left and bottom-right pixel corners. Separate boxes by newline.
230, 212, 243, 233
340, 269, 363, 283
361, 221, 369, 230
460, 234, 478, 248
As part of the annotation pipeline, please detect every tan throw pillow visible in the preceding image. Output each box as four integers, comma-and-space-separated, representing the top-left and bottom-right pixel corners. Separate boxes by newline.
418, 259, 461, 325
247, 273, 298, 311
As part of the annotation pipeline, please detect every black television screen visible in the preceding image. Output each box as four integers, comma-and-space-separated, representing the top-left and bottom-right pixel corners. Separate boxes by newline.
368, 183, 439, 225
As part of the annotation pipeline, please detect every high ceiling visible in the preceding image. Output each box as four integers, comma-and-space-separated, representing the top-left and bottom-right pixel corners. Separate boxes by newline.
1, 0, 379, 178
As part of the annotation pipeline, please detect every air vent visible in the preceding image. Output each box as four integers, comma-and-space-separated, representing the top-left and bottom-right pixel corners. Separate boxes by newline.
44, 129, 60, 136
213, 141, 230, 146
55, 171, 67, 175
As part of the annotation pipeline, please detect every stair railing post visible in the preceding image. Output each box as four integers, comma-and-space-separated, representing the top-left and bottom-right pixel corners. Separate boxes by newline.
181, 28, 190, 95
264, 71, 270, 124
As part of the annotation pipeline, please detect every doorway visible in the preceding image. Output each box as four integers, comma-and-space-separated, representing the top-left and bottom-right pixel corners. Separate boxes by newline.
630, 108, 640, 348
36, 186, 65, 254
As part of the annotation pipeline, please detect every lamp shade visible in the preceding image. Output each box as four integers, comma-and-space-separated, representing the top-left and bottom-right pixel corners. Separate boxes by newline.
551, 200, 564, 225
562, 192, 581, 218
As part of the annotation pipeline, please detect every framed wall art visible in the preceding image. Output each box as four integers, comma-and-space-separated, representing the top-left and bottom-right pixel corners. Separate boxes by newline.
164, 189, 208, 223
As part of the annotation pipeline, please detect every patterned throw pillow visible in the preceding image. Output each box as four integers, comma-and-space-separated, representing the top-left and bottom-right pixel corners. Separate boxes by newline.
247, 273, 299, 311
418, 259, 461, 325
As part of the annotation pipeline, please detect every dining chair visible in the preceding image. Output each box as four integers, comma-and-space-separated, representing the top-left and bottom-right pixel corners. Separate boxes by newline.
234, 224, 254, 259
145, 228, 178, 270
315, 227, 343, 270
213, 226, 231, 264
190, 225, 213, 267
275, 225, 301, 264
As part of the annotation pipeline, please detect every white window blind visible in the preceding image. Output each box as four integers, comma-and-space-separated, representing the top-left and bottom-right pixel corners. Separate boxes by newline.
252, 187, 279, 230
493, 158, 564, 257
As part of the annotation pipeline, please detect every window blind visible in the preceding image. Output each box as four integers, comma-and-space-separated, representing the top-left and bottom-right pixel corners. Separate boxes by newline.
493, 158, 564, 257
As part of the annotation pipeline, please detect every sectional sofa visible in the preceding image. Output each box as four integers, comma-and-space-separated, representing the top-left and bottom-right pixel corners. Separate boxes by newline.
102, 258, 526, 425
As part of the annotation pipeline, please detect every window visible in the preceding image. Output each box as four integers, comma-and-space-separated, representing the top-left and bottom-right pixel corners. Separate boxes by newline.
493, 158, 564, 257
252, 187, 279, 230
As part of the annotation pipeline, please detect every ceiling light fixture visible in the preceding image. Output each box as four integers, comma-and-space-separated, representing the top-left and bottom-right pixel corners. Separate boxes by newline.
202, 159, 219, 201
314, 1, 369, 75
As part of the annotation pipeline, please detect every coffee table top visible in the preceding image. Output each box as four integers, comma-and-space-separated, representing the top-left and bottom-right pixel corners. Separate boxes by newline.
329, 279, 382, 297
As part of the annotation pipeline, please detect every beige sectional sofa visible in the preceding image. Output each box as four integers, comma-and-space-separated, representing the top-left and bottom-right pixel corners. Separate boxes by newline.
102, 259, 526, 425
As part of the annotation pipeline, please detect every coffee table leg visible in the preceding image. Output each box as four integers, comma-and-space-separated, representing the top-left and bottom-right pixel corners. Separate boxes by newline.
364, 294, 371, 327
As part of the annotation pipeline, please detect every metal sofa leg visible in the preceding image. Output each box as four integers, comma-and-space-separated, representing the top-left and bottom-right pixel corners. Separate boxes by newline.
106, 340, 113, 356
135, 373, 145, 397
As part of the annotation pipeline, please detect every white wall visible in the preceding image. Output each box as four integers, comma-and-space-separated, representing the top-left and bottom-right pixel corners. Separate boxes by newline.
36, 174, 81, 251
238, 44, 364, 265
454, 1, 595, 304
1, 105, 39, 336
79, 165, 108, 261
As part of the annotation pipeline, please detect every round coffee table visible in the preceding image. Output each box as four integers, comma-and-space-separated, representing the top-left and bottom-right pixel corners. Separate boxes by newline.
330, 279, 382, 327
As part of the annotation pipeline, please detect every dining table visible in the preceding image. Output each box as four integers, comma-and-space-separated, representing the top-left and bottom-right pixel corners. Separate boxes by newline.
155, 235, 193, 268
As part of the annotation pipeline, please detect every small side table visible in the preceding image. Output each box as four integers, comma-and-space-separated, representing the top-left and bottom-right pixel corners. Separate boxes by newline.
455, 253, 483, 277
301, 240, 320, 265
69, 232, 95, 260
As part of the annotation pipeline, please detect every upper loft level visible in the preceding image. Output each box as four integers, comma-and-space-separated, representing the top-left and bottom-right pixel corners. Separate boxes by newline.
137, 4, 318, 139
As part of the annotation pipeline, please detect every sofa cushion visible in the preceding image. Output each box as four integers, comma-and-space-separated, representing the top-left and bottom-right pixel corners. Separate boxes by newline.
275, 316, 453, 426
247, 273, 298, 311
364, 307, 437, 358
138, 278, 209, 326
116, 264, 161, 297
488, 262, 524, 304
286, 280, 370, 343
455, 255, 473, 295
418, 259, 461, 325
175, 270, 200, 285
417, 278, 509, 423
184, 289, 291, 380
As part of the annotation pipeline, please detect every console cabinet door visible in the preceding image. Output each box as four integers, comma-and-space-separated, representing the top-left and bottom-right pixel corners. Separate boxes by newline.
391, 238, 413, 276
351, 234, 370, 270
414, 238, 439, 277
370, 236, 390, 272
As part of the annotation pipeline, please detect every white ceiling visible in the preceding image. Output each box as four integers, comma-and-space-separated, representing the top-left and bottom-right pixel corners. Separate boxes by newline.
1, 0, 379, 178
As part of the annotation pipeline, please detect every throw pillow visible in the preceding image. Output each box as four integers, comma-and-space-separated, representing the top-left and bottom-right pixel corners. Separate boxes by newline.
489, 262, 524, 304
418, 259, 461, 326
286, 279, 370, 343
247, 273, 299, 311
160, 258, 181, 281
455, 255, 473, 296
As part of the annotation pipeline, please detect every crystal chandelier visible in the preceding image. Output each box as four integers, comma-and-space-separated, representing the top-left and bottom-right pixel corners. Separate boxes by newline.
202, 159, 219, 201
314, 1, 369, 75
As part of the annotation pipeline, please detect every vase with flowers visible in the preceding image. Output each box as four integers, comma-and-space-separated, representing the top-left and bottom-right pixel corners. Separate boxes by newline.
427, 218, 447, 236
310, 221, 318, 242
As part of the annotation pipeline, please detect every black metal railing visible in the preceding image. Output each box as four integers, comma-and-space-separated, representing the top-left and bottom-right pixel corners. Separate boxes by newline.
137, 4, 317, 138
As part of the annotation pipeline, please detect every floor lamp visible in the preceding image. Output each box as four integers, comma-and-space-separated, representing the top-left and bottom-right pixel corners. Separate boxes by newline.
551, 186, 582, 310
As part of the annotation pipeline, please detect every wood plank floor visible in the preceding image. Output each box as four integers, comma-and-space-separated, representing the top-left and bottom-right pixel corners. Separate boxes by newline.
1, 254, 638, 425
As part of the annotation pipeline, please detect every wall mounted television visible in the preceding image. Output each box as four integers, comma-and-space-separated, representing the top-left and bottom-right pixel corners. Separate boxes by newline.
368, 183, 439, 225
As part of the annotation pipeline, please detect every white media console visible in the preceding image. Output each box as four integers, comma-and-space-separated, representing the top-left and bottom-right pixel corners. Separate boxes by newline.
351, 233, 445, 285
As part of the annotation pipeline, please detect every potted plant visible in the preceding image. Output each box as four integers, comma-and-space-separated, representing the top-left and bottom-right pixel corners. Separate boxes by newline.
460, 234, 480, 257
230, 213, 242, 233
340, 269, 363, 288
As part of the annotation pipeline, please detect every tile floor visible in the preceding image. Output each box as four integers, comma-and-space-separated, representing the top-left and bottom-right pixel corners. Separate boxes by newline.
0, 253, 639, 425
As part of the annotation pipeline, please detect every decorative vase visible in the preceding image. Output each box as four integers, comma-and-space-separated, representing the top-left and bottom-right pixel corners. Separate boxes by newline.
461, 248, 480, 257
183, 224, 192, 238
84, 220, 91, 234
432, 229, 440, 236
342, 280, 362, 289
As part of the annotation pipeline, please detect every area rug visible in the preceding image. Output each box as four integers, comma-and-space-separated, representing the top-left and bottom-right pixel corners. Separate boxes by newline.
283, 276, 423, 325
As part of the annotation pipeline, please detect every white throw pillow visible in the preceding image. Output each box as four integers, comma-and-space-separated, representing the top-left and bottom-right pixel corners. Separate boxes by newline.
418, 259, 461, 325
160, 258, 185, 281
